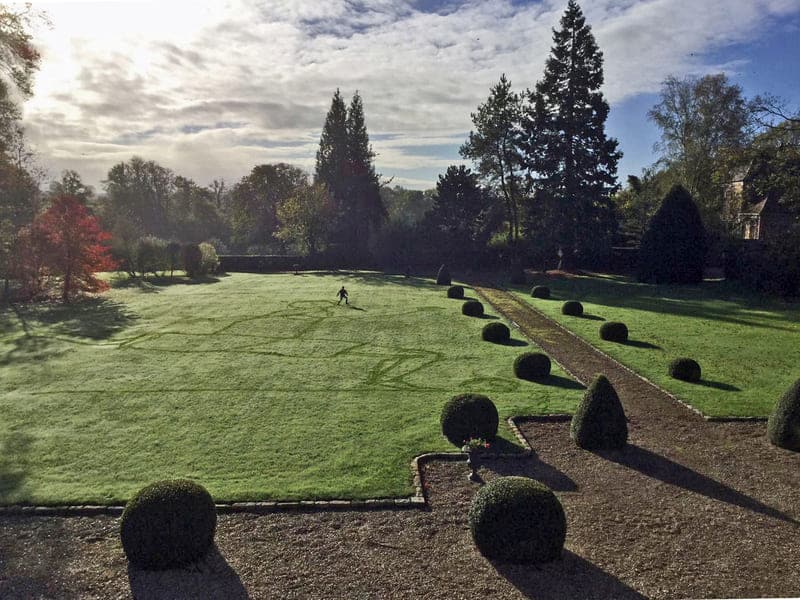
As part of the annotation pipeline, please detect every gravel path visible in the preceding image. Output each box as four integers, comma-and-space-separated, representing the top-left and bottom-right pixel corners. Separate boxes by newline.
1, 284, 798, 599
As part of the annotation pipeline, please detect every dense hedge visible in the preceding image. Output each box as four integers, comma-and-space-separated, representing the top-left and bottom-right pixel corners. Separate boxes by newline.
767, 379, 800, 451
561, 301, 583, 317
468, 476, 566, 563
668, 358, 701, 382
462, 300, 484, 317
482, 322, 510, 343
218, 255, 303, 273
447, 285, 465, 299
120, 479, 217, 570
440, 393, 499, 447
514, 353, 551, 381
570, 374, 628, 450
509, 266, 527, 285
599, 321, 628, 343
531, 285, 551, 299
182, 244, 203, 279
637, 184, 707, 284
436, 264, 452, 286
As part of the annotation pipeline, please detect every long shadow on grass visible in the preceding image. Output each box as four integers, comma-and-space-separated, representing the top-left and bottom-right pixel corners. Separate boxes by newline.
494, 550, 647, 599
620, 339, 661, 350
597, 444, 797, 524
15, 297, 138, 340
486, 338, 528, 347
127, 545, 248, 599
535, 374, 585, 391
301, 271, 441, 290
696, 379, 741, 392
111, 274, 223, 292
509, 275, 799, 332
578, 313, 605, 321
0, 432, 33, 503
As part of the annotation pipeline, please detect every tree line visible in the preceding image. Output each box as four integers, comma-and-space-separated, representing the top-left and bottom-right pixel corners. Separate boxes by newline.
2, 0, 799, 302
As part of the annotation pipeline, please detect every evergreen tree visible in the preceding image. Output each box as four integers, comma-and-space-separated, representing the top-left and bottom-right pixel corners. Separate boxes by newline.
637, 184, 707, 284
429, 165, 493, 254
315, 90, 384, 259
344, 91, 384, 256
315, 89, 349, 209
522, 0, 621, 267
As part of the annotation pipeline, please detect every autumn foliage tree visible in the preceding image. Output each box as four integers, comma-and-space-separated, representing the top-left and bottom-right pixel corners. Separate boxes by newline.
16, 195, 116, 302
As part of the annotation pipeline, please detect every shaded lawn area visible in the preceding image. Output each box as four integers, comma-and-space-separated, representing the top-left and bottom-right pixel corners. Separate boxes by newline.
0, 272, 582, 505
511, 273, 800, 418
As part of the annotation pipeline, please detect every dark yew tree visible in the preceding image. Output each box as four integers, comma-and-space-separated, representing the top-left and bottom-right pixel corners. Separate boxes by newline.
522, 0, 621, 267
637, 184, 707, 284
460, 74, 525, 255
428, 165, 494, 255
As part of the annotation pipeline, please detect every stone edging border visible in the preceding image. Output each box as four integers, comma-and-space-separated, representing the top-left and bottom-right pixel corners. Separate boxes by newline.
0, 413, 563, 518
491, 287, 769, 424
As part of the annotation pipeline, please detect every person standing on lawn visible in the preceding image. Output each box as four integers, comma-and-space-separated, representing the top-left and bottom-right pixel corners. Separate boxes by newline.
337, 286, 349, 305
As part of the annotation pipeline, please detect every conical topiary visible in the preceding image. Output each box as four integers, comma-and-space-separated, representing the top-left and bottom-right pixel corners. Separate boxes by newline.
637, 184, 707, 284
767, 379, 800, 452
436, 264, 451, 285
570, 374, 628, 450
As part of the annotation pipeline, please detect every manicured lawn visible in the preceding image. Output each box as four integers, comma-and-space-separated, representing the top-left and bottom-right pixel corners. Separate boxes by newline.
0, 272, 582, 505
512, 273, 800, 418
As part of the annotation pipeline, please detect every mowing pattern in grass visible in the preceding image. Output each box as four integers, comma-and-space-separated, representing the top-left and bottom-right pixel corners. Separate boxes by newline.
514, 274, 800, 417
0, 273, 581, 505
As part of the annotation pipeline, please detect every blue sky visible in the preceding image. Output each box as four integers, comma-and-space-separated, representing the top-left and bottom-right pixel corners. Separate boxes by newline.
20, 0, 800, 192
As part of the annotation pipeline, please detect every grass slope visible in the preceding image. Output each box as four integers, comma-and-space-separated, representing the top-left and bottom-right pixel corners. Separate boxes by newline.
513, 273, 800, 418
0, 272, 581, 505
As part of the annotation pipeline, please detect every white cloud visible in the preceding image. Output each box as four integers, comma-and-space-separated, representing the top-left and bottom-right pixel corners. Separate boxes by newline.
19, 0, 800, 190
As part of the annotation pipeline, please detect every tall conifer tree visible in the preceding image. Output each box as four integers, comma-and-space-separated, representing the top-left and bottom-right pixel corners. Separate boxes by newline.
345, 91, 384, 255
315, 89, 384, 258
315, 89, 349, 228
522, 0, 621, 266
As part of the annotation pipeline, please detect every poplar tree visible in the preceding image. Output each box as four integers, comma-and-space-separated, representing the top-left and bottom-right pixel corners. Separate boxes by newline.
522, 0, 621, 267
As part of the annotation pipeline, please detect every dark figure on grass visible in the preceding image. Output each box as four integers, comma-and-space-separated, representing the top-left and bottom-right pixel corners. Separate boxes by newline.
337, 286, 349, 305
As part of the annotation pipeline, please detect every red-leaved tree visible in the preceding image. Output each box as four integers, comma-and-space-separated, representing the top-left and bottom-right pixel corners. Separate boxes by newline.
21, 195, 117, 302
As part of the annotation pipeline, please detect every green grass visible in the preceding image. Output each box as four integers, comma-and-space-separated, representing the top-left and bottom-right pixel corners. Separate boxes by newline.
512, 273, 800, 418
0, 272, 582, 505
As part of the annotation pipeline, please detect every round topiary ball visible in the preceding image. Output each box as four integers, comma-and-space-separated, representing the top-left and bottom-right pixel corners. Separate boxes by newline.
462, 300, 484, 317
482, 322, 510, 343
447, 285, 465, 299
531, 285, 551, 299
120, 479, 217, 570
469, 476, 566, 563
514, 353, 551, 381
440, 393, 499, 447
767, 379, 800, 452
599, 321, 628, 343
561, 301, 584, 317
436, 264, 451, 286
668, 358, 701, 382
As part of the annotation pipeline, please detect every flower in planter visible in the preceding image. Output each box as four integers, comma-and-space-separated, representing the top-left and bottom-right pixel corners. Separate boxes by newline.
462, 437, 491, 452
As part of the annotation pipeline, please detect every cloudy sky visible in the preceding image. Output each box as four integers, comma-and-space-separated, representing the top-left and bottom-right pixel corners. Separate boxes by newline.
18, 0, 800, 193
